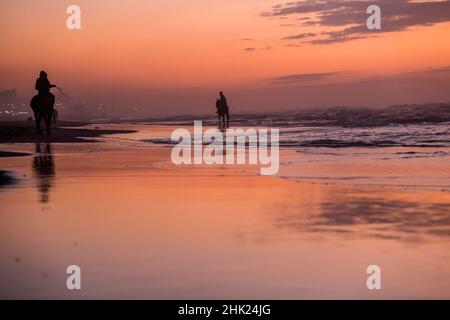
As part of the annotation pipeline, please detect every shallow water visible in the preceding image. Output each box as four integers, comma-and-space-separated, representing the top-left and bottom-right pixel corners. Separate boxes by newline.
280, 123, 450, 148
0, 124, 449, 299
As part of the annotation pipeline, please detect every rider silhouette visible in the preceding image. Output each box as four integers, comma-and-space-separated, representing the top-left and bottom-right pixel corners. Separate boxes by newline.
35, 71, 56, 107
219, 91, 229, 127
31, 71, 58, 134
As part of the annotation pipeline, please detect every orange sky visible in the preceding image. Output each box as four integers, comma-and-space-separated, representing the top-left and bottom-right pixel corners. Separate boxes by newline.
1, 0, 450, 114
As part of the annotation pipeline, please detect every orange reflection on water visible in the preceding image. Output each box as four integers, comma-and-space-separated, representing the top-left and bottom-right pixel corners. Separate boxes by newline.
0, 141, 449, 299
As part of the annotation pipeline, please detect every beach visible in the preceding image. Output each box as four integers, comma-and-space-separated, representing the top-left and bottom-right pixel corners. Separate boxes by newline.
0, 121, 136, 144
0, 122, 449, 299
2, 0, 450, 306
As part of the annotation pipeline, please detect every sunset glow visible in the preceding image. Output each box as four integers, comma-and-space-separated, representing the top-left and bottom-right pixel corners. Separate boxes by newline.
1, 0, 450, 113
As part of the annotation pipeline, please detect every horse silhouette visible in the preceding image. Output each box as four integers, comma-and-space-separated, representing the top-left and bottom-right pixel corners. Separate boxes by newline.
30, 95, 57, 134
216, 92, 230, 128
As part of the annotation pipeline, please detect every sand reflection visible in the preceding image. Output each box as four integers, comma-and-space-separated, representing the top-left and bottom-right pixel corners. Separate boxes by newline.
274, 187, 450, 241
32, 143, 55, 203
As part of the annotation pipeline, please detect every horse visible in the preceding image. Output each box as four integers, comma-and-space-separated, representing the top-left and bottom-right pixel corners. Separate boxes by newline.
216, 98, 229, 128
30, 95, 56, 134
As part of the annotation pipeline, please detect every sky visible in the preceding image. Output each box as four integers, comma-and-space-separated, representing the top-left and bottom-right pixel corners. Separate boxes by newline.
1, 0, 450, 116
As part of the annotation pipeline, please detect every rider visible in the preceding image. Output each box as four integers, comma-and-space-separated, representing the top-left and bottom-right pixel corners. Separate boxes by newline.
35, 71, 56, 107
219, 91, 229, 126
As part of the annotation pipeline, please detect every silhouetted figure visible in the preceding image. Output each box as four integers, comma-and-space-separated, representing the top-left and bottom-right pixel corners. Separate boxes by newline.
216, 98, 222, 122
30, 71, 57, 134
217, 91, 230, 128
36, 71, 56, 103
32, 143, 55, 203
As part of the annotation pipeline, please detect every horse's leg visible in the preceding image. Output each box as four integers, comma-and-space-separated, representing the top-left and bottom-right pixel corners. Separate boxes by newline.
45, 113, 51, 134
32, 105, 39, 134
34, 109, 39, 133
36, 112, 42, 134
32, 106, 37, 121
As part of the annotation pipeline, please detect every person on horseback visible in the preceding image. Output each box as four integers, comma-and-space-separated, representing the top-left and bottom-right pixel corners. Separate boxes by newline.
35, 71, 56, 108
218, 91, 230, 128
30, 71, 58, 134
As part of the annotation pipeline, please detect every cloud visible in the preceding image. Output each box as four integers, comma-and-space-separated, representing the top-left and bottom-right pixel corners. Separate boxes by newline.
283, 32, 316, 40
284, 43, 303, 48
271, 72, 342, 83
263, 0, 450, 44
392, 65, 450, 77
269, 65, 450, 85
244, 45, 272, 52
423, 66, 450, 73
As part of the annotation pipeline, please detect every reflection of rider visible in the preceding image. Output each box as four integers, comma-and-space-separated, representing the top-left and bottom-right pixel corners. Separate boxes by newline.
35, 71, 56, 107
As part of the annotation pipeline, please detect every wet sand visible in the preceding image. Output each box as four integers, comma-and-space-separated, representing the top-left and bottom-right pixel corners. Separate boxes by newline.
0, 151, 31, 158
0, 121, 136, 143
0, 170, 15, 187
0, 153, 29, 187
0, 125, 449, 299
